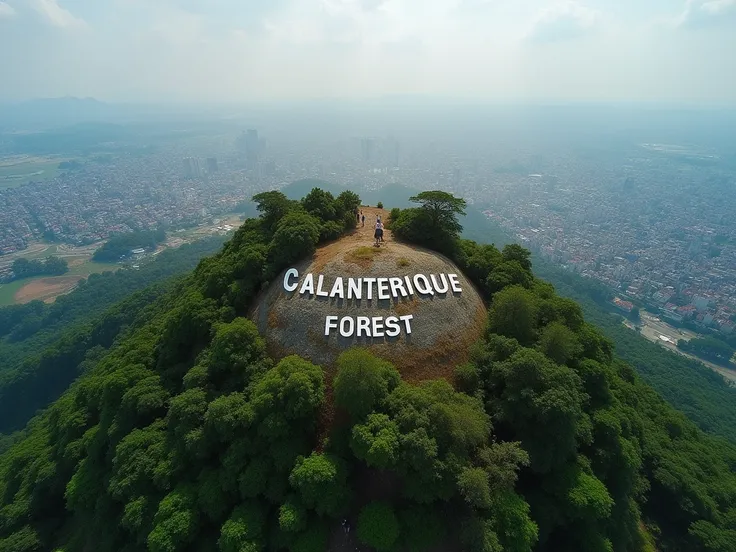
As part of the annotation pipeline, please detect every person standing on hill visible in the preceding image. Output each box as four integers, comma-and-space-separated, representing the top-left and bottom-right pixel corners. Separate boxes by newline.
361, 211, 365, 227
374, 218, 383, 246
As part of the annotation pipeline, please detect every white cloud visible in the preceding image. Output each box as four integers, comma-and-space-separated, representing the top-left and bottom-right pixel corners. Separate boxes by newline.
526, 1, 600, 43
0, 1, 15, 18
0, 0, 734, 104
31, 0, 86, 28
679, 0, 736, 27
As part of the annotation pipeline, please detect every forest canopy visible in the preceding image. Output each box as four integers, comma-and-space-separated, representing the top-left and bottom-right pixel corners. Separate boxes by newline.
92, 229, 166, 261
1, 189, 735, 552
3, 256, 69, 282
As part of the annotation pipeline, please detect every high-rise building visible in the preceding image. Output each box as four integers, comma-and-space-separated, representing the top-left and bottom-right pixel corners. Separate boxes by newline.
182, 157, 201, 178
388, 139, 400, 168
361, 138, 375, 165
206, 158, 218, 173
246, 129, 259, 166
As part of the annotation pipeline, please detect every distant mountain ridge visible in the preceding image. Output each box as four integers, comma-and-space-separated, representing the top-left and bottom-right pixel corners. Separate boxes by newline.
0, 97, 230, 130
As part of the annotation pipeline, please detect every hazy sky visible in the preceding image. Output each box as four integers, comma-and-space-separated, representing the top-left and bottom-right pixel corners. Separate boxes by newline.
0, 0, 735, 104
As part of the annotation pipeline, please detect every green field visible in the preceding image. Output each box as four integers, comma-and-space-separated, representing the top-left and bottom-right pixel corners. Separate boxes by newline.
0, 159, 65, 189
67, 260, 116, 276
0, 280, 29, 306
0, 259, 117, 306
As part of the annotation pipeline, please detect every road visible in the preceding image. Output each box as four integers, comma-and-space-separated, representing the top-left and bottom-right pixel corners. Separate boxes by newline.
624, 312, 736, 384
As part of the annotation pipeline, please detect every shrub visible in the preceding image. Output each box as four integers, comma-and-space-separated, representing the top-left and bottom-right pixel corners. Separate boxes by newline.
454, 363, 480, 394
357, 502, 400, 551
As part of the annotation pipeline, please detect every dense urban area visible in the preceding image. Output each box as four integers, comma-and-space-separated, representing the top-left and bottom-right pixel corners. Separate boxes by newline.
1, 120, 734, 338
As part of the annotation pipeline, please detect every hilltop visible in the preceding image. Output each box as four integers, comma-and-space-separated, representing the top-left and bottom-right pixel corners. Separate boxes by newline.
252, 206, 486, 381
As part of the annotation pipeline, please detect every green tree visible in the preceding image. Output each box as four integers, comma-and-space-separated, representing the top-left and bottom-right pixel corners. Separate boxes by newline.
268, 213, 321, 269
207, 318, 270, 388
357, 502, 400, 552
408, 191, 467, 235
538, 322, 583, 366
251, 355, 325, 439
392, 191, 467, 255
480, 348, 585, 473
351, 413, 400, 469
288, 453, 348, 517
501, 244, 532, 272
253, 191, 298, 234
218, 502, 265, 552
278, 496, 307, 533
487, 286, 538, 346
458, 467, 492, 509
301, 188, 337, 222
333, 349, 400, 420
147, 485, 199, 552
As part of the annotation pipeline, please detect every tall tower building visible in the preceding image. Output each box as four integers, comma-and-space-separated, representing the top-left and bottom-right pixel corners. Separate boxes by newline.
389, 139, 400, 168
361, 138, 375, 165
182, 157, 201, 178
246, 129, 260, 167
206, 158, 218, 173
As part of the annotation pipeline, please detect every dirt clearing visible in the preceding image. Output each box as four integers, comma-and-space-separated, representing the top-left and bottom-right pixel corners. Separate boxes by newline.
14, 276, 82, 304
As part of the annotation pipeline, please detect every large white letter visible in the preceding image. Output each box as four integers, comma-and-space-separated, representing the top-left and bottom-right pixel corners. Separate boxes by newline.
431, 273, 449, 294
300, 273, 315, 295
356, 316, 371, 337
385, 316, 401, 337
329, 277, 345, 299
316, 274, 329, 297
325, 316, 338, 336
377, 278, 390, 300
413, 274, 433, 295
448, 273, 463, 293
399, 314, 414, 334
363, 277, 376, 300
404, 275, 414, 296
389, 277, 408, 298
348, 278, 362, 300
283, 268, 299, 292
339, 316, 355, 338
371, 317, 385, 338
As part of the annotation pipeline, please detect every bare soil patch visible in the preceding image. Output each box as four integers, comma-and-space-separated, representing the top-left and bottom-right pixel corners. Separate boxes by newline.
14, 276, 82, 304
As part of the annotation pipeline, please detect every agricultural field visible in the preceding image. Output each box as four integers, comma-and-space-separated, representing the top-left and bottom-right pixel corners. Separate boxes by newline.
0, 215, 243, 305
0, 155, 67, 188
0, 258, 117, 306
0, 243, 117, 306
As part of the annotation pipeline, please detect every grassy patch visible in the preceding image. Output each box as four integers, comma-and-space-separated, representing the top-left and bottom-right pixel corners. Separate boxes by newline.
0, 159, 65, 189
67, 260, 116, 277
346, 246, 383, 268
0, 280, 27, 306
397, 257, 410, 268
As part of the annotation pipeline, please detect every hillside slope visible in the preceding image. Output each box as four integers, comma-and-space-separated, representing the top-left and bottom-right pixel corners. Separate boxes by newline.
0, 189, 735, 552
0, 237, 227, 436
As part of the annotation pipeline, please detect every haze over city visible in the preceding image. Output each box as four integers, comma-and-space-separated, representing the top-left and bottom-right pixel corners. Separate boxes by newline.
1, 0, 736, 104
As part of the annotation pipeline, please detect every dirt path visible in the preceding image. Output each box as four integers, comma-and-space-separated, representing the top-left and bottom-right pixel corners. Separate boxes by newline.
353, 206, 392, 244
311, 207, 393, 273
